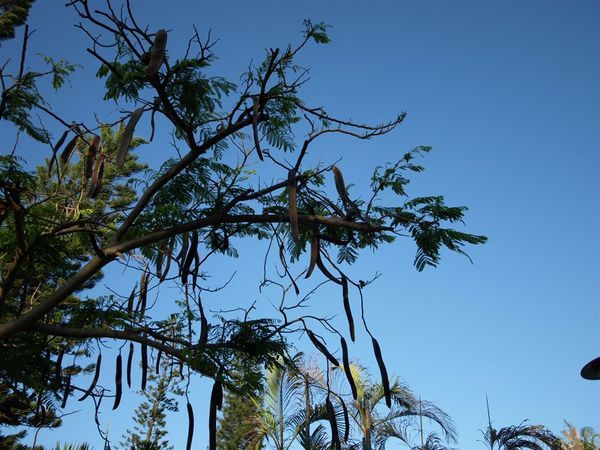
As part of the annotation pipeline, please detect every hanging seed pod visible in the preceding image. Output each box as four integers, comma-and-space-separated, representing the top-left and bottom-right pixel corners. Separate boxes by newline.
84, 135, 100, 179
181, 231, 198, 285
306, 330, 339, 367
287, 169, 299, 244
126, 342, 134, 388
116, 107, 144, 168
89, 154, 105, 199
60, 134, 79, 166
341, 276, 355, 342
155, 348, 162, 374
55, 348, 64, 386
191, 248, 200, 289
315, 255, 343, 285
141, 342, 148, 390
186, 401, 194, 450
126, 283, 137, 316
79, 353, 102, 401
372, 337, 391, 408
340, 337, 357, 401
332, 165, 352, 207
61, 372, 71, 409
159, 238, 174, 283
176, 232, 189, 263
48, 128, 70, 175
199, 303, 209, 345
208, 379, 223, 450
326, 395, 341, 450
138, 272, 149, 316
156, 240, 166, 279
252, 96, 264, 161
113, 353, 123, 410
305, 233, 319, 278
145, 29, 167, 78
340, 396, 350, 443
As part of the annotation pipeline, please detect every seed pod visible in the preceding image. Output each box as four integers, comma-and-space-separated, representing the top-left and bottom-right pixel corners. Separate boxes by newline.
340, 337, 357, 400
372, 337, 391, 408
155, 348, 162, 374
340, 396, 350, 443
141, 342, 148, 390
156, 240, 166, 279
113, 353, 122, 410
252, 96, 264, 161
199, 303, 209, 345
209, 379, 223, 450
126, 342, 134, 388
48, 128, 70, 175
79, 353, 102, 401
315, 255, 342, 285
181, 231, 198, 285
85, 135, 100, 179
89, 154, 105, 199
60, 134, 79, 166
332, 165, 352, 207
341, 276, 355, 342
116, 107, 144, 168
326, 395, 341, 450
176, 233, 189, 263
145, 29, 167, 78
191, 247, 200, 289
138, 272, 149, 316
287, 170, 300, 244
55, 348, 64, 386
306, 330, 339, 367
61, 372, 71, 409
126, 283, 137, 316
186, 401, 194, 450
159, 238, 174, 283
305, 233, 319, 278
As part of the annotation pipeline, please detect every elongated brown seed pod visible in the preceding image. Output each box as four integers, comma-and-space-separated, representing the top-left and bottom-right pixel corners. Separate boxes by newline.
340, 337, 357, 400
113, 353, 122, 410
126, 342, 134, 388
61, 372, 71, 409
181, 231, 198, 285
155, 348, 162, 374
209, 379, 222, 450
305, 233, 319, 278
288, 169, 299, 244
176, 232, 189, 263
85, 135, 100, 179
306, 330, 339, 367
79, 353, 102, 401
252, 97, 264, 161
156, 241, 166, 279
341, 276, 355, 342
89, 154, 105, 199
116, 107, 144, 168
332, 165, 352, 207
199, 302, 208, 345
340, 396, 350, 443
55, 348, 64, 385
159, 238, 173, 283
60, 135, 79, 165
141, 342, 148, 390
186, 401, 194, 450
145, 29, 167, 78
372, 337, 391, 408
126, 283, 137, 315
315, 255, 343, 285
326, 395, 341, 449
138, 272, 148, 316
48, 128, 70, 175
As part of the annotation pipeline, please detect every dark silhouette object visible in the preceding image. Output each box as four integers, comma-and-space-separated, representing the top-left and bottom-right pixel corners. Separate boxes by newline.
580, 356, 600, 380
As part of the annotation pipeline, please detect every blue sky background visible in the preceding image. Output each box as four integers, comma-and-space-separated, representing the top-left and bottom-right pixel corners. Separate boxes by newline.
1, 0, 598, 448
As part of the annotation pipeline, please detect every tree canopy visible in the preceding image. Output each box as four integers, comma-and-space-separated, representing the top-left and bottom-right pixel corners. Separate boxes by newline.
0, 1, 486, 447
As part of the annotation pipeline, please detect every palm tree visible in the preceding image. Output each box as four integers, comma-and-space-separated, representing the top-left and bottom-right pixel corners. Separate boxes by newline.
482, 398, 561, 450
561, 422, 599, 450
246, 354, 333, 450
341, 364, 457, 450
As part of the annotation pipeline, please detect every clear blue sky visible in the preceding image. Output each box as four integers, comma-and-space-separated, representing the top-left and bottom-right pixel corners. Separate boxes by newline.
2, 1, 598, 448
